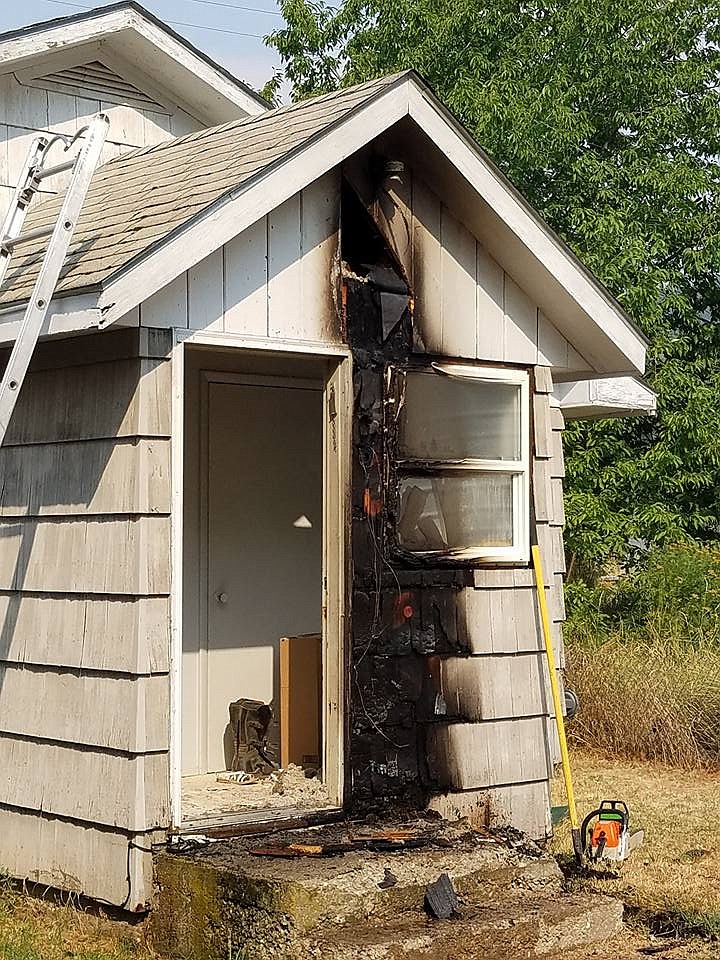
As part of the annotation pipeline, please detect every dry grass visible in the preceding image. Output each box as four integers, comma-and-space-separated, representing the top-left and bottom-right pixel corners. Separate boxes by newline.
552, 749, 720, 939
565, 641, 720, 769
0, 880, 156, 960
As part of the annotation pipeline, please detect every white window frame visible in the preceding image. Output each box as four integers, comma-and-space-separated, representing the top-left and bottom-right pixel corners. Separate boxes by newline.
395, 363, 530, 563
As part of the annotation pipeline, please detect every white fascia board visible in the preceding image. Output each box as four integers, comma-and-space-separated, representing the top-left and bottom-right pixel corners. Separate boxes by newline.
0, 7, 265, 120
96, 80, 412, 326
0, 8, 136, 69
556, 376, 657, 419
407, 85, 647, 376
0, 293, 102, 345
126, 11, 266, 118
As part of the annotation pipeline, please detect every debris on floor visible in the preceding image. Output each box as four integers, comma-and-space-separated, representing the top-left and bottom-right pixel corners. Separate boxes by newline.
181, 763, 332, 821
378, 867, 397, 889
153, 816, 624, 960
424, 871, 460, 919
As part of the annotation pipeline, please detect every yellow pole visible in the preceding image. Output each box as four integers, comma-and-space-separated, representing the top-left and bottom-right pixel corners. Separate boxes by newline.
532, 543, 582, 856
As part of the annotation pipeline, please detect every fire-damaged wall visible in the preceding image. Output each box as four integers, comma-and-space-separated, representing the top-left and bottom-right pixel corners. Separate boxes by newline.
342, 177, 567, 839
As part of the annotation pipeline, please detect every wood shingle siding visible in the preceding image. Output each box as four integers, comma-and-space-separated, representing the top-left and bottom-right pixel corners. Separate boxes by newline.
0, 668, 168, 752
0, 594, 169, 673
0, 327, 171, 907
428, 717, 552, 789
0, 804, 154, 909
428, 780, 551, 840
0, 737, 169, 829
425, 367, 567, 836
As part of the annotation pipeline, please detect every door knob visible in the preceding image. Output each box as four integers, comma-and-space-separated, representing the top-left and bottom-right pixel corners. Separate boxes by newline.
215, 591, 228, 604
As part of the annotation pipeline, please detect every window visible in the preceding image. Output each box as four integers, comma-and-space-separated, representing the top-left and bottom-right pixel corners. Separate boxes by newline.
393, 364, 529, 561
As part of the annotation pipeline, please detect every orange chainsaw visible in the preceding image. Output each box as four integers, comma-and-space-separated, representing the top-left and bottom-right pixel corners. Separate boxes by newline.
581, 800, 645, 864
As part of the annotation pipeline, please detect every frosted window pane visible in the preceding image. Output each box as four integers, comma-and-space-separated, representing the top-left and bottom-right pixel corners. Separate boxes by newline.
399, 372, 521, 461
397, 473, 514, 552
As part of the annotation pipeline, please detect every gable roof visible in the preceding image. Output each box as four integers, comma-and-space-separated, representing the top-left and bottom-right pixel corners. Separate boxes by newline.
0, 74, 401, 306
0, 2, 268, 121
0, 70, 648, 376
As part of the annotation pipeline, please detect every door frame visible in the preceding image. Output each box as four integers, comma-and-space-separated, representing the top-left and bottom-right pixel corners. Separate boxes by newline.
169, 331, 352, 831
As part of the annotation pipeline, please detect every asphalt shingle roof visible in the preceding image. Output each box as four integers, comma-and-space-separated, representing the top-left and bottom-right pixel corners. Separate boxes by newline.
0, 73, 406, 307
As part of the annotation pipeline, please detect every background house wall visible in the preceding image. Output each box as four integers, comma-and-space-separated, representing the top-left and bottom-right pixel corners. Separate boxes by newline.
0, 327, 172, 909
0, 67, 203, 220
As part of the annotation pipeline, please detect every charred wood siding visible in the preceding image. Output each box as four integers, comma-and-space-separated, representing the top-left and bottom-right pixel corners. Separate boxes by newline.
0, 327, 171, 909
345, 278, 566, 840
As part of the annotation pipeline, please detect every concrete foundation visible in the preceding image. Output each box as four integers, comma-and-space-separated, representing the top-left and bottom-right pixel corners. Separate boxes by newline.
151, 819, 623, 959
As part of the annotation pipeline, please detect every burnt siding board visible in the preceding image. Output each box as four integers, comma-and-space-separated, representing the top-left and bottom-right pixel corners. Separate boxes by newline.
346, 278, 565, 836
0, 328, 171, 907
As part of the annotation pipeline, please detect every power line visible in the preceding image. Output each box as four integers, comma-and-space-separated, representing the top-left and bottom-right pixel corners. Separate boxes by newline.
178, 0, 282, 16
37, 0, 275, 37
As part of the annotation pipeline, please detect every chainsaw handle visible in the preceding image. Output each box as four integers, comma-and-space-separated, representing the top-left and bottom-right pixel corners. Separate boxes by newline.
599, 799, 629, 820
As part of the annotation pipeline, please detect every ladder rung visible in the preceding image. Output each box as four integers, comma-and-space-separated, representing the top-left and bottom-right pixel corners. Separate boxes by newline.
1, 224, 55, 252
34, 158, 76, 182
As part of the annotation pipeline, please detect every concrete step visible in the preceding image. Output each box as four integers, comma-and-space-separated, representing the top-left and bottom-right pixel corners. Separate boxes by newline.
304, 892, 623, 960
150, 820, 622, 959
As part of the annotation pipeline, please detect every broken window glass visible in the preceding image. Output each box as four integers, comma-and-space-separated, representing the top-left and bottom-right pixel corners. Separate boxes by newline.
397, 473, 514, 553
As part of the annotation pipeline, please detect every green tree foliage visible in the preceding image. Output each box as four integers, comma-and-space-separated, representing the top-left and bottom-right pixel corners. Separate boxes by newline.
268, 0, 720, 574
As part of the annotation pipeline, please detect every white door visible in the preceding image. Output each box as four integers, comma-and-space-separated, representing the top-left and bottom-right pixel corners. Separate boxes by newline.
204, 377, 323, 773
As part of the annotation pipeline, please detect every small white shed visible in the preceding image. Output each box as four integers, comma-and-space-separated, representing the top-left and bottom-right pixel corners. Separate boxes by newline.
0, 21, 651, 911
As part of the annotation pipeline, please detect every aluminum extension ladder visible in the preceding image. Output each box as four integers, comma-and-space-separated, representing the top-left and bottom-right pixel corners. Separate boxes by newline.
0, 113, 109, 445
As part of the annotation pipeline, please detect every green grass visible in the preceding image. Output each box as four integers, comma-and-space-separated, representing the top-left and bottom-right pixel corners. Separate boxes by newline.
0, 878, 153, 960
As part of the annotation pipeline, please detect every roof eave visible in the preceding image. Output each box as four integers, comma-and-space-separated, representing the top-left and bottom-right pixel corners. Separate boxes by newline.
0, 1, 269, 120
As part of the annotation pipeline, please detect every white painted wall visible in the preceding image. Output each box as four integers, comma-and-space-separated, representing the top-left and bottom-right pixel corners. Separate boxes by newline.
409, 177, 592, 372
139, 172, 342, 344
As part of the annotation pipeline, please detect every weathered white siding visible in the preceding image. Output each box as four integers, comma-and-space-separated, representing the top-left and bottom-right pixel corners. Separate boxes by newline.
0, 68, 202, 219
0, 327, 171, 909
139, 172, 342, 341
427, 367, 567, 839
412, 180, 589, 371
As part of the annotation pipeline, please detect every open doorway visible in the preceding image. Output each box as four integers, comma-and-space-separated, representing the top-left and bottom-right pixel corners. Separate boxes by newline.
178, 346, 348, 829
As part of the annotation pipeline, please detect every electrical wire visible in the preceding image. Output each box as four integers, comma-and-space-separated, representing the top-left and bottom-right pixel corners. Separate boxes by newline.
36, 0, 274, 38
176, 0, 282, 16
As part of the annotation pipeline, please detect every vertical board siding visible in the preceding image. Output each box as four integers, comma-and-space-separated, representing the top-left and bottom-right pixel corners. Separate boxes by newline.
139, 171, 342, 342
410, 175, 580, 367
0, 331, 172, 906
223, 217, 268, 336
0, 71, 201, 220
429, 367, 567, 834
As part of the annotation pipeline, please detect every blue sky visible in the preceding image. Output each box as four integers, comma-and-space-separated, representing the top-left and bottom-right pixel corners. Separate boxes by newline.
0, 0, 283, 92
